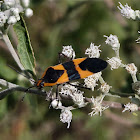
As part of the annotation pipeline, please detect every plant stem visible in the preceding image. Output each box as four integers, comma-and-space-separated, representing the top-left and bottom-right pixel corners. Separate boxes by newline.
2, 34, 24, 70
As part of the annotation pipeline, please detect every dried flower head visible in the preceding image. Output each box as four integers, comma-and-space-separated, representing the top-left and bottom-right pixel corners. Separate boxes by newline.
71, 92, 86, 108
60, 108, 72, 128
85, 43, 101, 58
100, 83, 112, 94
59, 83, 78, 96
118, 2, 136, 20
84, 72, 101, 91
122, 102, 138, 112
125, 63, 137, 75
89, 95, 109, 116
107, 57, 122, 70
104, 34, 120, 51
62, 45, 75, 59
59, 83, 85, 107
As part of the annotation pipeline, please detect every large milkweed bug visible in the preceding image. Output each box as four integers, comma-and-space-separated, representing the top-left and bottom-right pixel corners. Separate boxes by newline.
36, 57, 107, 89
9, 56, 107, 100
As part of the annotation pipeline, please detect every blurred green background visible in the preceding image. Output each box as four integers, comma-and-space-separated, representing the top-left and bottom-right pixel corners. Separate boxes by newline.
0, 0, 140, 140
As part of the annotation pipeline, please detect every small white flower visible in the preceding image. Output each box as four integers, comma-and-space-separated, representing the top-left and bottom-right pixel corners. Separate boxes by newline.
122, 102, 138, 112
85, 43, 101, 58
7, 15, 17, 24
104, 34, 120, 51
25, 8, 33, 17
89, 95, 109, 116
125, 63, 137, 75
71, 92, 86, 108
0, 12, 8, 27
60, 108, 72, 128
118, 2, 135, 20
21, 0, 30, 8
10, 8, 20, 21
51, 99, 62, 109
100, 83, 112, 94
59, 83, 78, 96
62, 45, 75, 59
135, 10, 140, 19
107, 57, 122, 70
84, 75, 98, 91
84, 72, 101, 91
4, 0, 15, 8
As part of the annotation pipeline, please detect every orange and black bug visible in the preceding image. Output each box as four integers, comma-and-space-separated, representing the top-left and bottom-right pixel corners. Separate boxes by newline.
9, 57, 107, 100
36, 57, 107, 89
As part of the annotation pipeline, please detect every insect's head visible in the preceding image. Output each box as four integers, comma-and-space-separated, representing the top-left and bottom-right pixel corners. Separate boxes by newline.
36, 78, 45, 89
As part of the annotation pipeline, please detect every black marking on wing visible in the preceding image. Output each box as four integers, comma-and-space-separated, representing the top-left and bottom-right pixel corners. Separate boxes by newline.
79, 58, 107, 73
62, 61, 80, 80
43, 67, 64, 83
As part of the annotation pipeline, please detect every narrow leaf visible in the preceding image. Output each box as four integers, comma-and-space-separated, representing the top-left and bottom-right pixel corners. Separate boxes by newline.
13, 16, 36, 76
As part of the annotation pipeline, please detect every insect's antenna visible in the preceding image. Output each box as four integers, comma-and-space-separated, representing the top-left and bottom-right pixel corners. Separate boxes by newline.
8, 65, 35, 83
21, 85, 36, 102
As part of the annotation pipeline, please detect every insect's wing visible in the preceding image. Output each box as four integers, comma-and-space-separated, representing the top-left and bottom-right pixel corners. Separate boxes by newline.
79, 58, 107, 73
62, 61, 81, 81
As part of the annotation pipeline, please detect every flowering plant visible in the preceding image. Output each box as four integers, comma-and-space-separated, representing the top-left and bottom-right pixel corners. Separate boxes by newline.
0, 1, 140, 129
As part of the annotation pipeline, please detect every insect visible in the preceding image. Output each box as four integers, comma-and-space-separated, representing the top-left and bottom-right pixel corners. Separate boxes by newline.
9, 57, 107, 100
36, 57, 107, 89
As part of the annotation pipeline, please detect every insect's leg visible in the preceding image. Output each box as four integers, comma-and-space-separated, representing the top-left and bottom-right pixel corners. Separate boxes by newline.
67, 82, 91, 90
20, 85, 35, 101
56, 84, 60, 99
58, 52, 72, 63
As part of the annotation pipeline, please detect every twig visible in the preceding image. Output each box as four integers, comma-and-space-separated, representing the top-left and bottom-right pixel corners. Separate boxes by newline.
104, 111, 140, 128
85, 97, 140, 111
1, 79, 140, 111
0, 79, 46, 98
2, 34, 25, 71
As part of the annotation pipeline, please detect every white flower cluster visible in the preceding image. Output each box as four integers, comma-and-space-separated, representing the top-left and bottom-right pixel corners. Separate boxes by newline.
100, 83, 112, 94
118, 2, 140, 20
62, 46, 75, 59
59, 83, 86, 107
107, 57, 122, 70
59, 83, 79, 96
104, 34, 138, 83
60, 108, 73, 129
104, 34, 125, 70
125, 63, 137, 76
122, 102, 138, 112
104, 34, 120, 51
85, 43, 101, 58
50, 99, 73, 128
84, 72, 102, 91
89, 95, 109, 116
0, 0, 33, 28
125, 63, 138, 83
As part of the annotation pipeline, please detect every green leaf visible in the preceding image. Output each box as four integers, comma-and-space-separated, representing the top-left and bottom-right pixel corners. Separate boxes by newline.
13, 16, 36, 76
